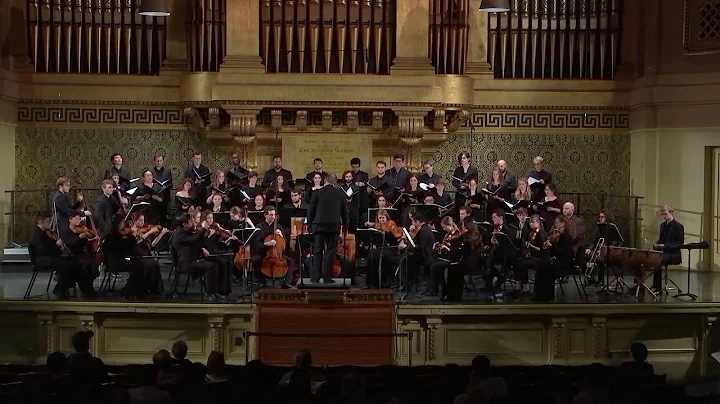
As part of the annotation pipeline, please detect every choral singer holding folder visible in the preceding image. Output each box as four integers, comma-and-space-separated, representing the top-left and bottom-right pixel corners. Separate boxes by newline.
307, 173, 349, 284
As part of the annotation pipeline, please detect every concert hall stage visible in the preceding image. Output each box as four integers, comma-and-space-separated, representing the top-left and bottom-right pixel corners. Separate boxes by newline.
0, 266, 719, 381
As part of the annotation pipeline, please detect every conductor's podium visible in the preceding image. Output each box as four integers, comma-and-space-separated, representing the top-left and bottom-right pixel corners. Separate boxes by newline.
253, 288, 398, 366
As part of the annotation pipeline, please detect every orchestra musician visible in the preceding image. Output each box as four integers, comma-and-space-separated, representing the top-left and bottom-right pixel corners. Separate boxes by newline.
198, 210, 236, 295
496, 160, 518, 195
418, 160, 440, 189
150, 154, 173, 227
389, 153, 411, 199
171, 212, 228, 301
460, 216, 484, 295
452, 151, 478, 213
30, 213, 95, 298
111, 214, 165, 297
368, 161, 392, 203
92, 180, 122, 238
134, 170, 164, 224
534, 215, 575, 302
652, 205, 684, 292
398, 212, 435, 292
62, 211, 100, 284
251, 206, 295, 286
341, 170, 363, 233
537, 184, 563, 231
183, 151, 211, 208
304, 172, 324, 204
427, 216, 468, 301
261, 156, 293, 188
366, 209, 401, 287
285, 189, 308, 210
529, 156, 552, 202
307, 173, 349, 284
305, 158, 328, 183
363, 195, 389, 227
507, 214, 548, 298
485, 209, 518, 289
175, 178, 196, 212
104, 153, 131, 184
585, 209, 613, 286
52, 177, 91, 235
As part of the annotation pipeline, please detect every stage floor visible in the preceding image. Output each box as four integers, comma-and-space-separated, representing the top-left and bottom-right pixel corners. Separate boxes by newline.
1, 262, 717, 305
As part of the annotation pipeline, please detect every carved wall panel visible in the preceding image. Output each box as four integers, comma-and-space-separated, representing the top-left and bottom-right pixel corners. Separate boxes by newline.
685, 0, 720, 54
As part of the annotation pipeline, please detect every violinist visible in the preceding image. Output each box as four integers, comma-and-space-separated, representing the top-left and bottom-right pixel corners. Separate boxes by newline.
460, 216, 484, 296
366, 209, 400, 288
105, 217, 156, 298
29, 213, 95, 298
427, 217, 468, 300
307, 173, 349, 284
363, 195, 388, 227
199, 211, 235, 295
92, 180, 122, 238
171, 212, 227, 301
251, 206, 295, 286
62, 211, 100, 282
52, 177, 91, 235
134, 170, 164, 224
452, 152, 478, 214
340, 170, 363, 232
485, 209, 518, 289
534, 215, 575, 302
507, 214, 548, 299
397, 212, 433, 291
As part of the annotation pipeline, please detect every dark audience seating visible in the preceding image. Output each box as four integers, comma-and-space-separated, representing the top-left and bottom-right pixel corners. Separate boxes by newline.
0, 362, 705, 404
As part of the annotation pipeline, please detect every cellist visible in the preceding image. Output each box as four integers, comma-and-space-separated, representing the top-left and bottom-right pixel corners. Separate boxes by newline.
251, 206, 295, 286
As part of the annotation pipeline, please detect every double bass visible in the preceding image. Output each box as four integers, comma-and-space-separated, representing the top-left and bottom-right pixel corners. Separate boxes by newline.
71, 168, 102, 264
260, 216, 288, 279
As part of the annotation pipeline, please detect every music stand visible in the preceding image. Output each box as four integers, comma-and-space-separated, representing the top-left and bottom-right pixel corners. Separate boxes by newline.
491, 231, 518, 293
395, 227, 416, 299
596, 222, 624, 293
356, 228, 393, 289
233, 228, 259, 298
674, 241, 709, 300
296, 232, 314, 287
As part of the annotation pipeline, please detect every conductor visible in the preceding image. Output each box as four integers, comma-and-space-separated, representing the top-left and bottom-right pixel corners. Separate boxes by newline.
308, 173, 349, 283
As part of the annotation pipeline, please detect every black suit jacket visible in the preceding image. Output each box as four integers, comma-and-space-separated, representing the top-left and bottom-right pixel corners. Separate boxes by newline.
171, 227, 206, 273
92, 195, 117, 238
151, 166, 173, 200
308, 186, 349, 233
29, 227, 63, 267
104, 166, 131, 182
261, 168, 293, 188
410, 224, 436, 268
52, 190, 84, 234
658, 219, 684, 265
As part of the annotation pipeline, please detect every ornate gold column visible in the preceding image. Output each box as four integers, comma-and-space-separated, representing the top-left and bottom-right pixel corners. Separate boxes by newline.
395, 110, 429, 172
163, 0, 187, 71
226, 107, 261, 171
221, 0, 265, 73
392, 0, 435, 75
466, 0, 493, 76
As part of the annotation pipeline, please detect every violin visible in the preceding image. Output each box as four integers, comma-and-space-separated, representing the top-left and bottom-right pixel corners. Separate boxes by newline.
544, 228, 563, 248
435, 229, 461, 251
70, 223, 98, 239
208, 223, 234, 240
374, 220, 403, 239
44, 229, 60, 241
137, 224, 163, 236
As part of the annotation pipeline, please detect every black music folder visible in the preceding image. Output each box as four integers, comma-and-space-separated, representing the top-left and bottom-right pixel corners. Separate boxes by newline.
596, 222, 624, 245
226, 170, 248, 185
356, 228, 397, 246
247, 210, 265, 225
211, 211, 231, 226
410, 203, 440, 222
458, 192, 485, 206
290, 178, 311, 190
279, 208, 307, 228
504, 199, 533, 212
124, 202, 150, 222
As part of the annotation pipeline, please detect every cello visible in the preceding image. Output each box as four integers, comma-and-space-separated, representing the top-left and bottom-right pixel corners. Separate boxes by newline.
259, 213, 288, 279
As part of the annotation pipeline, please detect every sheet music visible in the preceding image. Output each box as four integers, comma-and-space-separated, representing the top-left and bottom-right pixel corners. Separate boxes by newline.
345, 187, 353, 197
527, 177, 540, 186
